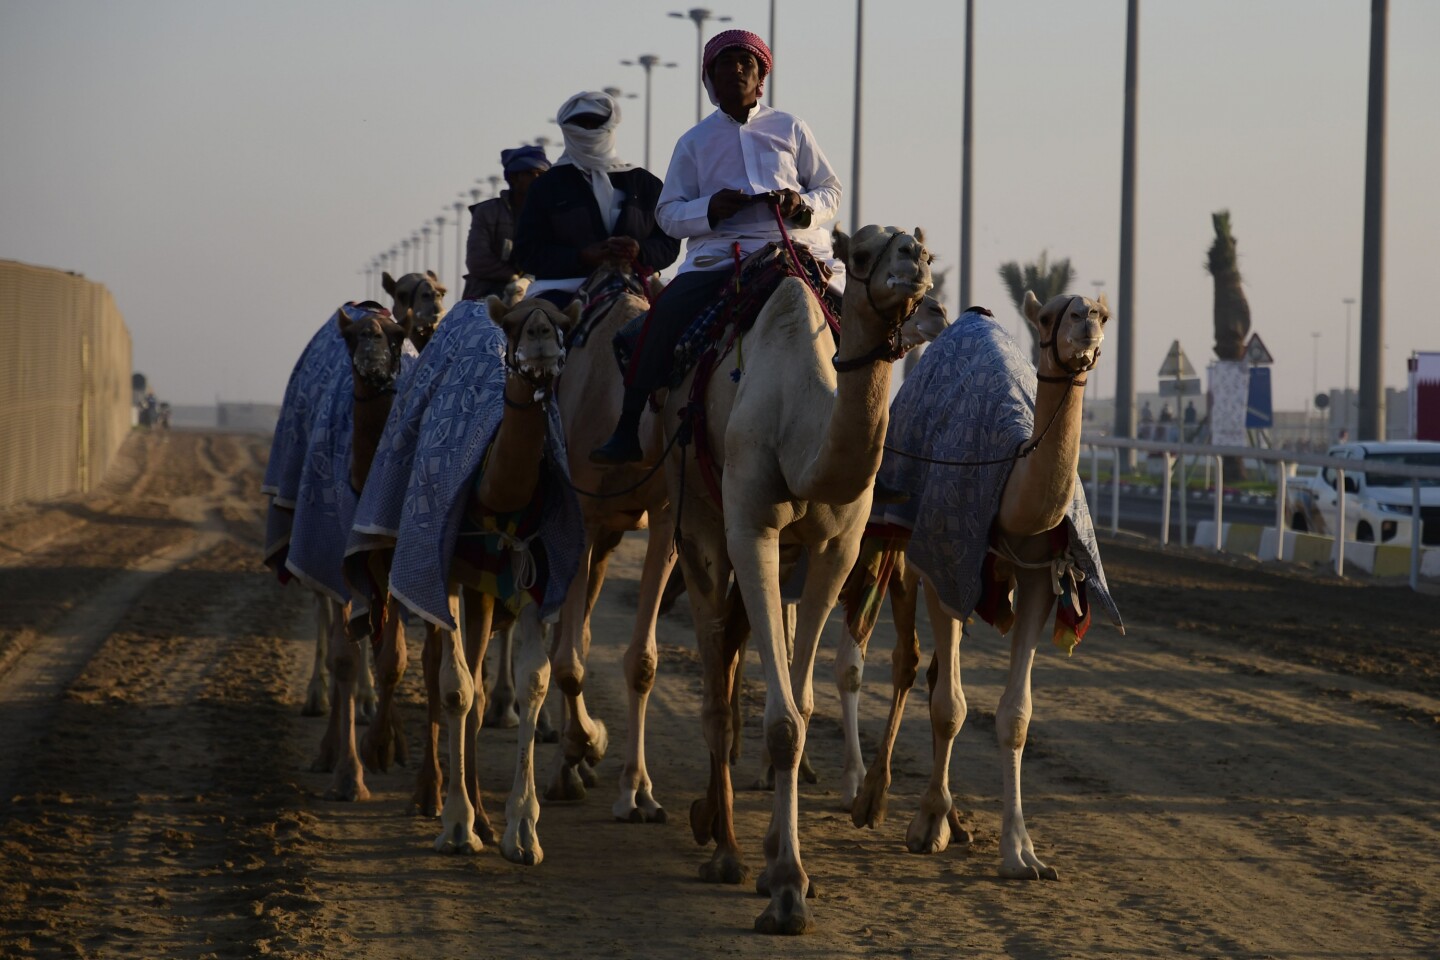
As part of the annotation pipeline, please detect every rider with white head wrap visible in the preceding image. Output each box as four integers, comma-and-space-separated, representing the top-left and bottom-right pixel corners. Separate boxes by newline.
514, 90, 679, 307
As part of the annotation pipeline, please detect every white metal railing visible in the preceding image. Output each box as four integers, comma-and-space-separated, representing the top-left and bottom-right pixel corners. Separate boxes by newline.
1081, 436, 1440, 591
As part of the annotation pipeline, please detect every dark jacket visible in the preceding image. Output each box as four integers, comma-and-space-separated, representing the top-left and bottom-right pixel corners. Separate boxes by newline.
514, 165, 679, 279
462, 194, 518, 301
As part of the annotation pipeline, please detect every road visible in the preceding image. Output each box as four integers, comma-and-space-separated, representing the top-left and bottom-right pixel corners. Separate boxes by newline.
1, 430, 1438, 959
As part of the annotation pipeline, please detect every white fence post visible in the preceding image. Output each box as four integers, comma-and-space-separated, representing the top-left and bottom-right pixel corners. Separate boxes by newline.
1335, 467, 1347, 578
1160, 453, 1173, 546
1213, 455, 1224, 551
1275, 461, 1287, 561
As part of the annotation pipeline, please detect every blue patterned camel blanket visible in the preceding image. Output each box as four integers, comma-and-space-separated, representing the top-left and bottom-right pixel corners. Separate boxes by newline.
346, 299, 583, 629
263, 311, 350, 577
875, 309, 1122, 632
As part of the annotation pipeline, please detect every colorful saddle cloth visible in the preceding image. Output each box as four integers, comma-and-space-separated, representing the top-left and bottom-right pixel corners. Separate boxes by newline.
611, 242, 836, 389
867, 309, 1123, 651
345, 299, 583, 630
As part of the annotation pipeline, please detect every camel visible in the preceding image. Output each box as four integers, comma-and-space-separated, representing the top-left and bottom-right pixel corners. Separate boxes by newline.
540, 265, 678, 823
301, 273, 448, 723
430, 294, 580, 862
844, 293, 1122, 882
308, 304, 410, 801
665, 225, 931, 934
383, 270, 448, 351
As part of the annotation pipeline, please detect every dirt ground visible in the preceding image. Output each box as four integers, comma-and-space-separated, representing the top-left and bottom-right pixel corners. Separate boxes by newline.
1, 430, 1437, 959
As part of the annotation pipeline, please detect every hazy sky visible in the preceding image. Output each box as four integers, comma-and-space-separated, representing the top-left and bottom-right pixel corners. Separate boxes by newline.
2, 0, 1437, 414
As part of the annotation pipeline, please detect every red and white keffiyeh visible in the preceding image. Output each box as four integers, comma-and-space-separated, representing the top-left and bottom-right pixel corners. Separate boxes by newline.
701, 29, 773, 106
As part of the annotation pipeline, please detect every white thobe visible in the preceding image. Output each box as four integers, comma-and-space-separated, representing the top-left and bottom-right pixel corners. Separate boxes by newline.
656, 103, 844, 287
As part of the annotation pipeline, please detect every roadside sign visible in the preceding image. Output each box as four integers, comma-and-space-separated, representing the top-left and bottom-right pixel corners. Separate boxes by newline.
1159, 378, 1202, 397
1246, 366, 1273, 427
1243, 333, 1274, 366
1158, 340, 1197, 379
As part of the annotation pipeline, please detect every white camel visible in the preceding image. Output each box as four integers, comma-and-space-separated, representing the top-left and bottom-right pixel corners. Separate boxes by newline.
666, 225, 932, 934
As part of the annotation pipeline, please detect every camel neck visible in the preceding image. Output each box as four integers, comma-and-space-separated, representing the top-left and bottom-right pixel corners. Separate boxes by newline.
475, 375, 550, 514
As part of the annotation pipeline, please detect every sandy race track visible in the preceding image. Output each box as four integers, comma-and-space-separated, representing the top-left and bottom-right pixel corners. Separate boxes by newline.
1, 430, 1438, 959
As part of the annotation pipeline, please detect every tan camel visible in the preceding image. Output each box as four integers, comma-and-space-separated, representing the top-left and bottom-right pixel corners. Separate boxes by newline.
666, 225, 931, 934
432, 294, 580, 863
312, 305, 409, 801
541, 265, 679, 824
303, 273, 449, 724
846, 292, 1113, 881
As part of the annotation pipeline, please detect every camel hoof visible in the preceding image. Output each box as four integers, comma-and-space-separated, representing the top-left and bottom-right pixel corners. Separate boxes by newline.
699, 849, 751, 885
483, 699, 520, 729
618, 804, 667, 824
502, 821, 543, 866
905, 808, 953, 855
946, 807, 973, 846
433, 824, 482, 855
356, 697, 378, 727
689, 797, 715, 845
323, 779, 370, 803
754, 886, 815, 936
577, 758, 600, 789
799, 749, 818, 785
851, 777, 890, 829
999, 855, 1059, 882
752, 766, 776, 792
409, 782, 442, 819
475, 812, 497, 847
545, 763, 586, 803
301, 680, 329, 717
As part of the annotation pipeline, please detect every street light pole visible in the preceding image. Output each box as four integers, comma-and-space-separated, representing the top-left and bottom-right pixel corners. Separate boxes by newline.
670, 8, 732, 124
1343, 296, 1356, 438
623, 55, 678, 169
958, 0, 974, 308
453, 199, 466, 295
850, 0, 863, 232
421, 224, 432, 273
768, 0, 776, 105
1312, 331, 1322, 444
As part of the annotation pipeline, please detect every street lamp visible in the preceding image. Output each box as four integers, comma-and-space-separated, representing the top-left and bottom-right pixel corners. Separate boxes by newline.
1311, 331, 1322, 445
401, 238, 412, 275
421, 224, 432, 272
1342, 296, 1356, 439
487, 175, 502, 198
621, 55, 678, 169
452, 198, 466, 295
411, 232, 421, 272
670, 7, 732, 124
434, 215, 447, 285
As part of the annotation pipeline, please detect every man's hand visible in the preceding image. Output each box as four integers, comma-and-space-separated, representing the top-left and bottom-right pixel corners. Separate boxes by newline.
708, 189, 753, 226
773, 188, 802, 219
605, 236, 640, 262
579, 241, 610, 268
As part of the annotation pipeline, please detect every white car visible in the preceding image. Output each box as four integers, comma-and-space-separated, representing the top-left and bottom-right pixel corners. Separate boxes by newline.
1287, 441, 1440, 544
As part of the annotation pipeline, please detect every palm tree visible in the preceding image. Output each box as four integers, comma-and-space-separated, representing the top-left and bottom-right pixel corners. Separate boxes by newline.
998, 251, 1076, 364
1206, 210, 1250, 362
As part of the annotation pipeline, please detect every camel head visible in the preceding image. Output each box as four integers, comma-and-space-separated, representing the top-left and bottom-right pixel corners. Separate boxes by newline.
834, 225, 934, 344
336, 301, 406, 394
900, 294, 949, 347
487, 295, 582, 399
1023, 291, 1108, 379
382, 270, 447, 352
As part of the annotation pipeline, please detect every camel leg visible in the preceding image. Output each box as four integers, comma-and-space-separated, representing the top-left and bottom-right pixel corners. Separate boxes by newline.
410, 621, 444, 818
729, 630, 746, 766
362, 597, 407, 772
756, 603, 817, 789
356, 634, 378, 726
309, 598, 345, 772
460, 588, 498, 846
323, 602, 370, 802
834, 632, 866, 810
736, 530, 855, 935
484, 621, 521, 729
434, 589, 482, 854
502, 604, 551, 865
905, 579, 965, 853
995, 537, 1061, 881
546, 529, 619, 802
613, 510, 677, 823
853, 565, 920, 828
682, 535, 749, 885
302, 592, 332, 716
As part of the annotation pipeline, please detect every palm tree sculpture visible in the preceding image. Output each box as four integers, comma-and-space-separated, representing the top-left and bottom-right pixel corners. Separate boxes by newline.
1206, 210, 1251, 363
998, 251, 1076, 365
